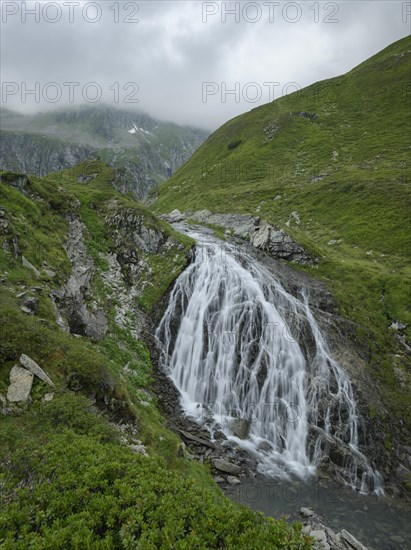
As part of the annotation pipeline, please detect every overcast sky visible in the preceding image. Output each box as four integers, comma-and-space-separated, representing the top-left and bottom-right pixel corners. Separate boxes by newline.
1, 1, 409, 130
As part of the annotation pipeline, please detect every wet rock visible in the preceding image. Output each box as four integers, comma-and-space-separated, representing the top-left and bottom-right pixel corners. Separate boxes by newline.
258, 440, 274, 452
300, 507, 315, 518
189, 210, 257, 239
340, 529, 368, 550
227, 476, 241, 486
228, 418, 251, 439
252, 223, 313, 264
186, 210, 314, 264
212, 458, 242, 476
214, 430, 228, 441
6, 365, 34, 403
310, 530, 330, 550
179, 430, 216, 449
20, 354, 55, 388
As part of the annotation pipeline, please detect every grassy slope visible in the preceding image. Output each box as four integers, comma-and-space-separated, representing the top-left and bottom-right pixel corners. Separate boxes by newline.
0, 164, 310, 548
153, 36, 411, 425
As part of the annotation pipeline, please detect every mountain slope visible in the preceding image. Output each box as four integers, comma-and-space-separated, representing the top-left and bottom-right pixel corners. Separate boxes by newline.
0, 106, 208, 198
0, 164, 310, 548
152, 36, 411, 430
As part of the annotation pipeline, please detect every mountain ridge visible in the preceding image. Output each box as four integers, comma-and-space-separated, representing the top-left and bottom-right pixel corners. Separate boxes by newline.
0, 105, 209, 199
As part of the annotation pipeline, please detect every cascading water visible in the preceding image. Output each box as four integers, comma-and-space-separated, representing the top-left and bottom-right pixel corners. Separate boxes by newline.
156, 226, 383, 494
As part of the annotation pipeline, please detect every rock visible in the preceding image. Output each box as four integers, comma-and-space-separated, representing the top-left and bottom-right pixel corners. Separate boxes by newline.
6, 365, 34, 403
213, 476, 225, 483
77, 174, 94, 184
212, 458, 242, 476
340, 529, 368, 550
20, 295, 39, 314
162, 209, 185, 223
43, 393, 54, 402
19, 354, 55, 388
84, 308, 107, 342
309, 530, 330, 550
300, 507, 315, 518
227, 476, 241, 486
228, 418, 251, 439
129, 444, 148, 456
44, 268, 57, 278
179, 430, 216, 449
177, 442, 186, 458
22, 256, 40, 277
214, 429, 228, 441
257, 440, 274, 452
252, 220, 271, 248
1, 172, 30, 192
20, 306, 33, 314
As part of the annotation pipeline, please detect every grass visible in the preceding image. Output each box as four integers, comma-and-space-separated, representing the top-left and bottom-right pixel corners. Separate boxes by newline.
151, 35, 411, 429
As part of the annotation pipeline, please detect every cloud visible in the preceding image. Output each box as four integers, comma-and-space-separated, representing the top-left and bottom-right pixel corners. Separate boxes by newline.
0, 0, 409, 130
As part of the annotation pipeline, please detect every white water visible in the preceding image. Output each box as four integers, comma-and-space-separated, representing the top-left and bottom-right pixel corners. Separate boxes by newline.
156, 226, 383, 494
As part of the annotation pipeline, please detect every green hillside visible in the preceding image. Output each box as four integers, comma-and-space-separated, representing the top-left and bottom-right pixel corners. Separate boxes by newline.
153, 36, 411, 424
0, 163, 310, 548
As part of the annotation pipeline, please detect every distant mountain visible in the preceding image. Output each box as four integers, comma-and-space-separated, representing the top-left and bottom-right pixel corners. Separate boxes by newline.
0, 106, 209, 198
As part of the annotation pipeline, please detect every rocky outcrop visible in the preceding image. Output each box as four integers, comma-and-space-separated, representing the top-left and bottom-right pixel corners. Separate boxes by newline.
108, 209, 166, 255
161, 209, 314, 265
52, 216, 107, 341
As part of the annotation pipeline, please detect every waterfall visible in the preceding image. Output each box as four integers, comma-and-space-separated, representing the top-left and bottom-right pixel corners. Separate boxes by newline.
156, 226, 383, 494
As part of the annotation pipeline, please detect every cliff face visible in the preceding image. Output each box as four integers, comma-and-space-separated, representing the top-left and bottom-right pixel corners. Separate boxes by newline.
0, 106, 208, 199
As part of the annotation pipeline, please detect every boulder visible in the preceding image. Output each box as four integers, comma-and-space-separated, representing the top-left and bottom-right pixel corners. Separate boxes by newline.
179, 430, 216, 449
340, 530, 368, 550
19, 354, 55, 388
212, 458, 242, 476
227, 476, 241, 486
6, 365, 34, 403
162, 209, 185, 223
228, 418, 251, 439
